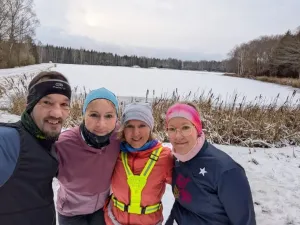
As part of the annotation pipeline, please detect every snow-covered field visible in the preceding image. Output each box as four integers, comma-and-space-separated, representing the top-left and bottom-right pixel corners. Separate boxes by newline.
1, 64, 300, 224
51, 63, 300, 106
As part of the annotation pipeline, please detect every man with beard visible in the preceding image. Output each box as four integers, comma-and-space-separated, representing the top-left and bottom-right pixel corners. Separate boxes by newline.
0, 71, 72, 225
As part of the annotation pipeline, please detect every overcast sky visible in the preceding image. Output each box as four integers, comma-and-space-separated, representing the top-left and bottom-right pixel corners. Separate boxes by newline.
34, 0, 300, 60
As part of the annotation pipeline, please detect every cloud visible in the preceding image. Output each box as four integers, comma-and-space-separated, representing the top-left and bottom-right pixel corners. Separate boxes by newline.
36, 26, 223, 60
33, 0, 300, 60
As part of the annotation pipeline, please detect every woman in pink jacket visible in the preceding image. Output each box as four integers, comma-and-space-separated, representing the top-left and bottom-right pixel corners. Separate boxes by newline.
55, 87, 120, 225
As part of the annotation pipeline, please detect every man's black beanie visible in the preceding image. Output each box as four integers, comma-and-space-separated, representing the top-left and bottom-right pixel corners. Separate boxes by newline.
26, 71, 72, 113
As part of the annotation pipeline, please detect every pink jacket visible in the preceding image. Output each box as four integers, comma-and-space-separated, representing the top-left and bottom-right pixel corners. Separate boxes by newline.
55, 126, 120, 216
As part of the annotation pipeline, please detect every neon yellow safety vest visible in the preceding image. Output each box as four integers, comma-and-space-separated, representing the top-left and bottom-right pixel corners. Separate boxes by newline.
112, 147, 163, 215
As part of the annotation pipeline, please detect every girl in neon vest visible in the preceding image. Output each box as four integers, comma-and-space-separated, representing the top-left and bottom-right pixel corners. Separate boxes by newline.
104, 102, 173, 225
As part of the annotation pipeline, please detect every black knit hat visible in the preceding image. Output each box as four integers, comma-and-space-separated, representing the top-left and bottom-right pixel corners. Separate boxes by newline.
26, 71, 72, 112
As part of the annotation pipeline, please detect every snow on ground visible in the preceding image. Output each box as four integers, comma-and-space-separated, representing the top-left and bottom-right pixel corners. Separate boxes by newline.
0, 110, 20, 122
1, 110, 299, 225
1, 65, 300, 224
0, 63, 53, 77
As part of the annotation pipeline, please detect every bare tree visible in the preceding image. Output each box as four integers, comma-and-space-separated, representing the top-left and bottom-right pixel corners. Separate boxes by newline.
79, 48, 84, 64
0, 0, 9, 41
226, 35, 282, 76
72, 49, 77, 64
6, 0, 39, 41
4, 0, 39, 66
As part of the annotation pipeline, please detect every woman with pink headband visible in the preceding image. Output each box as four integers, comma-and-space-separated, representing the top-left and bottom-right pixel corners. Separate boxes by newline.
164, 103, 256, 225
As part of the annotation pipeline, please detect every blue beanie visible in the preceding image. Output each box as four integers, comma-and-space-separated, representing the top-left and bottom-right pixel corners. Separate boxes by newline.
83, 87, 119, 114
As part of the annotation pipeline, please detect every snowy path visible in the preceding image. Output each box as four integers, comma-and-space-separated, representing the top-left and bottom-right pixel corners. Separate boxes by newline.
0, 63, 53, 77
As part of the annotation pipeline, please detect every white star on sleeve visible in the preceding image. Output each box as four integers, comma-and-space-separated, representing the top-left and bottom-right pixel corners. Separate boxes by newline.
199, 167, 207, 176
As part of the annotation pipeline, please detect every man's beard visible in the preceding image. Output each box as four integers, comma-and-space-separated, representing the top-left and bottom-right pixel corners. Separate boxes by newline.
42, 116, 63, 140
44, 130, 61, 140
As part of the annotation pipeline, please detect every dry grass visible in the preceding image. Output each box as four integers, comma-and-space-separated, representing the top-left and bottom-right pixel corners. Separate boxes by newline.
1, 75, 300, 148
0, 85, 5, 98
224, 73, 300, 89
64, 86, 86, 127
256, 76, 300, 88
0, 74, 86, 127
151, 89, 300, 147
0, 74, 31, 113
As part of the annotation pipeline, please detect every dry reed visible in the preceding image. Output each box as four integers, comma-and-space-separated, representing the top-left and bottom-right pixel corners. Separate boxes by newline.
1, 74, 299, 148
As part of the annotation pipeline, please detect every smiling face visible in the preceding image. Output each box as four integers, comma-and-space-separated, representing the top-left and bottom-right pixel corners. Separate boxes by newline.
31, 94, 70, 139
123, 120, 151, 148
84, 99, 117, 136
167, 117, 198, 155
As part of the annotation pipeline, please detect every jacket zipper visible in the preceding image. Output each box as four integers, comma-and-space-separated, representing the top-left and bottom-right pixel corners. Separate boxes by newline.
95, 192, 100, 211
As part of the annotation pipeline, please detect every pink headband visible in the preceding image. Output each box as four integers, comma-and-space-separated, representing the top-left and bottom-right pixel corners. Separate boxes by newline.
166, 103, 202, 135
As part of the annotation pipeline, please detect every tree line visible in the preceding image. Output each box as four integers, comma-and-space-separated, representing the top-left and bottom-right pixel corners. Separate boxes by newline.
225, 29, 300, 78
37, 45, 225, 71
36, 29, 300, 77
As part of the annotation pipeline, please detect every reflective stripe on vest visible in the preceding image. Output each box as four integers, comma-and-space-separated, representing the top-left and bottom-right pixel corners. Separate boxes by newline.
112, 147, 163, 214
